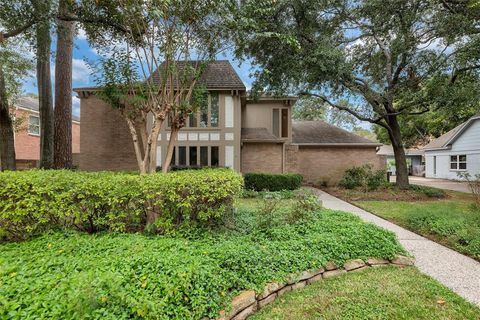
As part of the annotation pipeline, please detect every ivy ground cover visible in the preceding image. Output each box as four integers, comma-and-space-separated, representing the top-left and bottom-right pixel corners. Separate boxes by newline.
0, 199, 406, 319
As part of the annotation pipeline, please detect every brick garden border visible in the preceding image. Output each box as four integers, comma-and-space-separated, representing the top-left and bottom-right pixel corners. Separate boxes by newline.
216, 255, 415, 320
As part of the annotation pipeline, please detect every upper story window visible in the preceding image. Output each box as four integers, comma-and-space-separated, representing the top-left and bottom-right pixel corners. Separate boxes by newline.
187, 93, 219, 128
272, 108, 288, 138
450, 155, 467, 171
28, 115, 40, 135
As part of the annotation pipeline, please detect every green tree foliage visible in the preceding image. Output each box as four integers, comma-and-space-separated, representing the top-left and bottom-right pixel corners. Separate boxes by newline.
233, 0, 479, 188
293, 97, 358, 129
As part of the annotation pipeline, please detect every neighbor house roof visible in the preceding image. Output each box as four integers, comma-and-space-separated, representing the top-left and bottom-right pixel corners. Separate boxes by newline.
15, 96, 81, 122
376, 145, 424, 156
241, 128, 286, 143
423, 115, 480, 151
292, 121, 381, 146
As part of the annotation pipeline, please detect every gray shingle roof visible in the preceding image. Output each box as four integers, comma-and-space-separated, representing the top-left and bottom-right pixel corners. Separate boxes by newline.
241, 128, 285, 142
292, 121, 380, 146
423, 115, 480, 150
377, 145, 424, 156
15, 96, 80, 122
150, 60, 246, 90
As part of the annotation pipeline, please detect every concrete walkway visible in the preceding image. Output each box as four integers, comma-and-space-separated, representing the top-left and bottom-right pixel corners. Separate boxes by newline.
392, 176, 471, 193
311, 188, 480, 306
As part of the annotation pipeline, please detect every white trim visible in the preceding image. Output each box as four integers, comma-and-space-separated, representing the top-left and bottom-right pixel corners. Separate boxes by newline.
225, 95, 234, 128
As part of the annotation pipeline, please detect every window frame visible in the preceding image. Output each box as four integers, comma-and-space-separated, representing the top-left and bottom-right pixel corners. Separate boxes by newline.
28, 115, 40, 136
272, 107, 289, 138
450, 154, 467, 171
184, 93, 219, 129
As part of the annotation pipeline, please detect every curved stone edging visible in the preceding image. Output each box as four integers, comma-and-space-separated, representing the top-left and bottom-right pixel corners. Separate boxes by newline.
216, 255, 415, 320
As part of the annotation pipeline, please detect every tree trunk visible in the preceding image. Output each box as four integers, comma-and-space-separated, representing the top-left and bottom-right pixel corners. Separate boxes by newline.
387, 115, 410, 189
125, 118, 146, 174
35, 2, 54, 169
146, 119, 162, 173
0, 68, 16, 171
162, 127, 178, 173
54, 0, 75, 169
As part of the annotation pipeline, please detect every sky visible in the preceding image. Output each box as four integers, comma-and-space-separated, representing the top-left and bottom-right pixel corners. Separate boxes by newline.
21, 29, 256, 119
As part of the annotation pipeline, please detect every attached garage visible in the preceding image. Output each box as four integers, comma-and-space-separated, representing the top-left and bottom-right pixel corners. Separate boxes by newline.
291, 121, 384, 186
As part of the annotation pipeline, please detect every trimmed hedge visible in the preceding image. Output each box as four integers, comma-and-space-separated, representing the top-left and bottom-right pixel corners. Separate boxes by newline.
244, 173, 303, 191
0, 169, 243, 241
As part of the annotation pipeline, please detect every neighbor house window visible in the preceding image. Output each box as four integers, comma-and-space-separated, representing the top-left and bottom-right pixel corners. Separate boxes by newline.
28, 115, 40, 135
200, 146, 208, 166
189, 146, 197, 166
450, 155, 467, 171
281, 109, 288, 138
211, 146, 219, 166
272, 109, 279, 137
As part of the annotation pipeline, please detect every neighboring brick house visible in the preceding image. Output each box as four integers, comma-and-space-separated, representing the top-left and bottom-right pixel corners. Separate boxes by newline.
13, 96, 80, 169
74, 60, 383, 185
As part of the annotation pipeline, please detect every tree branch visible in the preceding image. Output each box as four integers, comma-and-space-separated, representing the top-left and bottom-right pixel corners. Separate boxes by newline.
299, 91, 389, 129
0, 21, 36, 42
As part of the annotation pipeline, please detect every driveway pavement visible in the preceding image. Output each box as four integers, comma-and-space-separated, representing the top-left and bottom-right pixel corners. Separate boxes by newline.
310, 188, 480, 306
391, 176, 471, 193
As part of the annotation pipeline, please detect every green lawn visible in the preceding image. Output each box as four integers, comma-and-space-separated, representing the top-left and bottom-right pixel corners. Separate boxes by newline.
252, 266, 480, 320
356, 192, 480, 261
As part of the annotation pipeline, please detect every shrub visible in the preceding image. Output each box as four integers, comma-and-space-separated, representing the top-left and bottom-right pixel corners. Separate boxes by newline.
408, 185, 446, 198
244, 173, 303, 191
458, 172, 480, 206
0, 208, 406, 319
339, 165, 386, 191
0, 169, 243, 241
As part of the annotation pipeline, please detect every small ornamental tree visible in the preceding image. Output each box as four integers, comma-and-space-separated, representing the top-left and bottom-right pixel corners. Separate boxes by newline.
91, 0, 234, 174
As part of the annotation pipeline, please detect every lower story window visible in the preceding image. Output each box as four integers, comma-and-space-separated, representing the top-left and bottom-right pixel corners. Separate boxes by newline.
170, 146, 220, 167
450, 155, 467, 170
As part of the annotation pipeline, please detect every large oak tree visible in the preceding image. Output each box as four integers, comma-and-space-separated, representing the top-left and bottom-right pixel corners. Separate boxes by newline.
233, 0, 477, 188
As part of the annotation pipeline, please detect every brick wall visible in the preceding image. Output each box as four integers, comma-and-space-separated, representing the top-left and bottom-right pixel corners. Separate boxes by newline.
296, 146, 385, 186
14, 109, 82, 165
79, 95, 138, 171
285, 144, 299, 173
241, 142, 283, 173
14, 109, 40, 161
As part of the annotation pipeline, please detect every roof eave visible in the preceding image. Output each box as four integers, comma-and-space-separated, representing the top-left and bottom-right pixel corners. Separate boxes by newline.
294, 142, 382, 147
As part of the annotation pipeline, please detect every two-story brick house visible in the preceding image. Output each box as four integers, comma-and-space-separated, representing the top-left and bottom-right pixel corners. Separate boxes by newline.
13, 96, 80, 169
75, 60, 383, 185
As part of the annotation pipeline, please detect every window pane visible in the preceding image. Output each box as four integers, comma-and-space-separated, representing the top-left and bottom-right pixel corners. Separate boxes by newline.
189, 113, 197, 127
211, 146, 219, 167
450, 155, 457, 162
272, 109, 279, 137
459, 162, 467, 170
450, 162, 457, 170
28, 116, 40, 135
178, 146, 186, 166
210, 93, 219, 127
189, 146, 197, 167
459, 155, 467, 162
281, 109, 288, 138
200, 96, 208, 127
200, 146, 208, 166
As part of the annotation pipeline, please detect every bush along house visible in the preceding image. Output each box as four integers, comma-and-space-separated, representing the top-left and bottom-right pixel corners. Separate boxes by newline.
74, 60, 383, 185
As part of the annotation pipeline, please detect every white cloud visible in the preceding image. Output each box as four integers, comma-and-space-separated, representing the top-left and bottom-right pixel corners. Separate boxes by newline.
77, 27, 87, 40
72, 59, 91, 83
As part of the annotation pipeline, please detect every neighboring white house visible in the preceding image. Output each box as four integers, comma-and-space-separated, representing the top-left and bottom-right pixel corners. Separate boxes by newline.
423, 115, 480, 180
